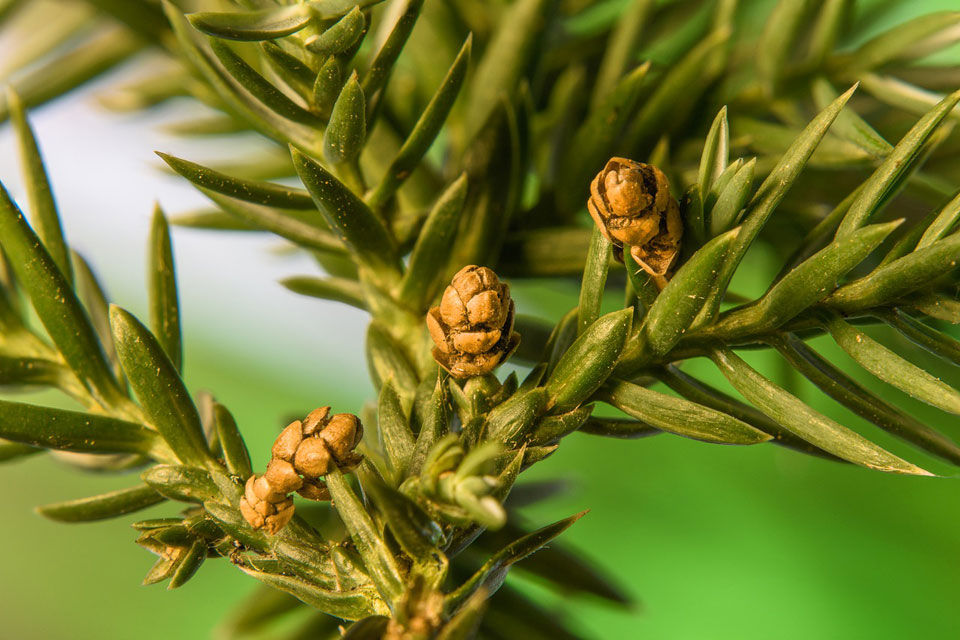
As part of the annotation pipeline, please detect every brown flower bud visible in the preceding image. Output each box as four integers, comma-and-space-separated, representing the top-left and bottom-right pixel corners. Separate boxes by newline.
301, 406, 331, 435
264, 458, 303, 494
297, 478, 331, 501
272, 421, 303, 461
320, 413, 362, 459
240, 475, 295, 534
294, 436, 333, 477
588, 158, 683, 288
427, 265, 521, 379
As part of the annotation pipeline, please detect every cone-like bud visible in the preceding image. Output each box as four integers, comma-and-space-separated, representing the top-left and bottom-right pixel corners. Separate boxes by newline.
588, 158, 683, 283
239, 407, 362, 533
239, 475, 295, 534
427, 265, 520, 378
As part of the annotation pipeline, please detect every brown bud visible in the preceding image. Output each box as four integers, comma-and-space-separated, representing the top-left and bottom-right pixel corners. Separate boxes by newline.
294, 437, 332, 478
240, 474, 295, 534
320, 413, 362, 460
301, 406, 331, 435
272, 421, 303, 461
297, 479, 331, 501
265, 458, 303, 493
266, 501, 295, 534
427, 265, 521, 379
239, 496, 264, 530
588, 158, 683, 287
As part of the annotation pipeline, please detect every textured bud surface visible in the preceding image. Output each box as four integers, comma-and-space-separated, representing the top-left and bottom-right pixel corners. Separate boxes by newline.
428, 265, 521, 378
239, 407, 364, 534
588, 158, 683, 285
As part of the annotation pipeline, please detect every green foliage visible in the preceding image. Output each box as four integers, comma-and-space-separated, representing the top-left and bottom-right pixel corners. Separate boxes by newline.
3, 0, 960, 638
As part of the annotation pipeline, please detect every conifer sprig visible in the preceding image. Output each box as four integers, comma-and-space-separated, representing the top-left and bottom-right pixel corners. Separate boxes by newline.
2, 1, 960, 637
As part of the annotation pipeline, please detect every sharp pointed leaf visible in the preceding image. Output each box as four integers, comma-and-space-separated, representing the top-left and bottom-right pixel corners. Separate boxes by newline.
111, 306, 213, 467
0, 182, 125, 407
710, 346, 933, 475
597, 380, 771, 445
187, 5, 314, 41
36, 484, 163, 523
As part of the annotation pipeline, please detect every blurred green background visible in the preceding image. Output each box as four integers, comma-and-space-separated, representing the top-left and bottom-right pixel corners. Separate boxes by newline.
2, 1, 960, 638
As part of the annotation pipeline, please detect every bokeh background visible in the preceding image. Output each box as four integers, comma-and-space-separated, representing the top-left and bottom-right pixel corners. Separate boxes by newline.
2, 1, 960, 638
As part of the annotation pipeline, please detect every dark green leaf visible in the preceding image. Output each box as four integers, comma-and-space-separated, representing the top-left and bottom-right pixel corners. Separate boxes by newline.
827, 230, 960, 311
0, 182, 125, 407
292, 148, 402, 284
323, 72, 366, 165
142, 464, 219, 503
260, 42, 316, 99
698, 106, 729, 200
411, 375, 449, 476
774, 336, 960, 465
825, 315, 960, 416
485, 388, 548, 445
475, 519, 631, 605
729, 220, 901, 334
597, 380, 771, 445
579, 417, 660, 439
157, 152, 315, 210
367, 36, 471, 210
577, 228, 612, 336
446, 512, 585, 611
707, 159, 754, 237
529, 405, 593, 446
361, 470, 446, 582
36, 484, 163, 523
836, 89, 960, 238
210, 39, 322, 126
643, 228, 738, 356
917, 189, 960, 249
111, 306, 213, 467
198, 189, 342, 254
213, 402, 252, 479
710, 346, 932, 474
545, 308, 633, 413
342, 617, 390, 639
313, 55, 343, 118
168, 538, 206, 589
7, 88, 72, 285
0, 355, 66, 388
360, 0, 425, 110
700, 85, 856, 322
305, 6, 365, 56
659, 365, 840, 461
0, 398, 160, 455
365, 322, 420, 400
378, 379, 415, 477
149, 205, 181, 372
72, 252, 123, 382
187, 5, 314, 41
398, 174, 468, 310
281, 275, 366, 310
325, 467, 404, 602
438, 588, 487, 640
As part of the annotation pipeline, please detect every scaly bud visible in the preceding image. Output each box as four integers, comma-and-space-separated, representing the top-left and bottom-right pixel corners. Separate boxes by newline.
427, 265, 521, 378
239, 407, 363, 534
588, 158, 683, 288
